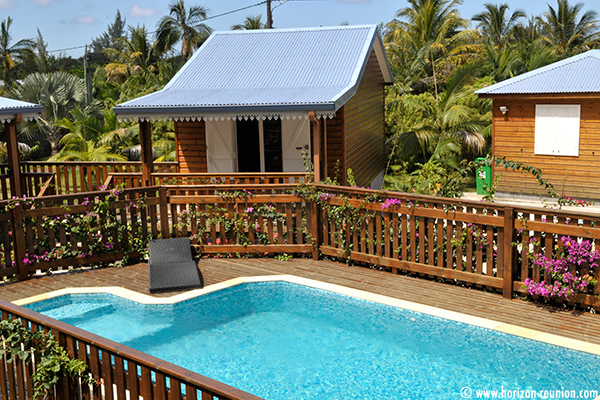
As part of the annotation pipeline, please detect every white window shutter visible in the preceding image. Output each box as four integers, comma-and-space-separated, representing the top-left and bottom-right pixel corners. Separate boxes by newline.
535, 105, 555, 155
535, 105, 580, 157
555, 105, 580, 156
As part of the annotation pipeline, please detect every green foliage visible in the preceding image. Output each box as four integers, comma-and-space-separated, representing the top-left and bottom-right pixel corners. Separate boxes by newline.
231, 15, 266, 30
388, 160, 464, 197
0, 319, 97, 399
274, 253, 293, 261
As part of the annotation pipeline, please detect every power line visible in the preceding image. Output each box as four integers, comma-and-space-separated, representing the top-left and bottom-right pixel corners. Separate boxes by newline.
203, 1, 266, 21
46, 1, 268, 54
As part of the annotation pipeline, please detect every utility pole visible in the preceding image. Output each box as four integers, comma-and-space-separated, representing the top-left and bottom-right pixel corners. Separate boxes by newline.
83, 45, 93, 105
266, 0, 273, 29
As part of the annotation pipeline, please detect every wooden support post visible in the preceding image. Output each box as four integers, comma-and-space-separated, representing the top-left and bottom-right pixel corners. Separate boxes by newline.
5, 117, 24, 198
309, 111, 321, 183
322, 118, 327, 182
139, 120, 154, 187
159, 187, 170, 238
310, 199, 321, 260
11, 204, 28, 281
502, 207, 515, 299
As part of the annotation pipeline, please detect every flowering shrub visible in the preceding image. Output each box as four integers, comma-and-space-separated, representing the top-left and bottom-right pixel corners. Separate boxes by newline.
21, 185, 150, 267
558, 195, 593, 208
523, 236, 599, 299
381, 198, 401, 210
318, 192, 335, 202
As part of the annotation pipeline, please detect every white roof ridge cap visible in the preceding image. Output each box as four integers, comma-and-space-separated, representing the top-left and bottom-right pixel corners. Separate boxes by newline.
211, 24, 376, 35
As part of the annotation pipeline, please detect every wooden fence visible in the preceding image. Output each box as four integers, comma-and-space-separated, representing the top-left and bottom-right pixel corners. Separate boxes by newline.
2, 182, 599, 308
0, 162, 180, 199
0, 297, 264, 400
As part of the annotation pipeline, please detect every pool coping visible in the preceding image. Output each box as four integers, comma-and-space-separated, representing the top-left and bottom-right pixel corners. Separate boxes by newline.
13, 274, 600, 356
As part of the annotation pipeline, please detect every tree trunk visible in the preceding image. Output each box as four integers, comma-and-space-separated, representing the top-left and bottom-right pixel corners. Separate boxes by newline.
50, 139, 60, 156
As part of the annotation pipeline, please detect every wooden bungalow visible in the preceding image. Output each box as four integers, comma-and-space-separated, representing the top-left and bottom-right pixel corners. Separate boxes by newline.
0, 96, 42, 198
113, 25, 393, 188
476, 50, 600, 200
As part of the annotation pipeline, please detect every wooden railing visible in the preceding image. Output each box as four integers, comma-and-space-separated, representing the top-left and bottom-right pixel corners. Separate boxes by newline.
166, 184, 312, 255
0, 162, 180, 199
0, 297, 265, 400
2, 182, 599, 307
314, 184, 600, 307
102, 172, 308, 190
316, 185, 505, 291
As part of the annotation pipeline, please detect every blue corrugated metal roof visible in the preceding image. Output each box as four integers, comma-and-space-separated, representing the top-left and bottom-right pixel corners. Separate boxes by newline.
0, 96, 42, 116
114, 25, 393, 118
476, 50, 600, 95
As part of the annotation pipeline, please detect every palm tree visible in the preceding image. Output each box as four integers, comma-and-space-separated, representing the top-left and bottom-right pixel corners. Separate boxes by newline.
536, 0, 599, 54
384, 0, 475, 96
8, 71, 87, 155
232, 15, 265, 30
51, 105, 127, 162
155, 0, 212, 58
472, 3, 526, 48
0, 17, 34, 89
104, 25, 161, 84
386, 63, 489, 167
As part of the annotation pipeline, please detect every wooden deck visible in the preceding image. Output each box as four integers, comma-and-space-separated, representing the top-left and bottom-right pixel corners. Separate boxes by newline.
0, 258, 599, 346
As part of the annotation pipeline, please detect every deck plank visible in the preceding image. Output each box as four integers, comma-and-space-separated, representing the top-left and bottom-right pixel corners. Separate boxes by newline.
0, 258, 599, 346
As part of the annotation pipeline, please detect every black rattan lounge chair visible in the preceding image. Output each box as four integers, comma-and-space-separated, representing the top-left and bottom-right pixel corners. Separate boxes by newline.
148, 237, 203, 293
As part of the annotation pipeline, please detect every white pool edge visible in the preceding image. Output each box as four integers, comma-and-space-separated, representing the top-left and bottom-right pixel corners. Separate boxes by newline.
13, 274, 600, 356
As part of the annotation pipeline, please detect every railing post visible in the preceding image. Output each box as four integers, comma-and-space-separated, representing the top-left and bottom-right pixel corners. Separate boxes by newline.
502, 207, 515, 299
5, 119, 24, 198
140, 120, 154, 187
159, 187, 170, 239
310, 196, 321, 260
10, 204, 28, 281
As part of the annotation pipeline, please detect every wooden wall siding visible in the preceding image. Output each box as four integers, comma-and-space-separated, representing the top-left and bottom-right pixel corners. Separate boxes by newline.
176, 120, 208, 173
342, 50, 386, 188
326, 108, 345, 183
492, 96, 600, 199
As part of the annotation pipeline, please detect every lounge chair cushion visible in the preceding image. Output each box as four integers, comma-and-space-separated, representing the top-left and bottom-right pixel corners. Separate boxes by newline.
148, 238, 203, 293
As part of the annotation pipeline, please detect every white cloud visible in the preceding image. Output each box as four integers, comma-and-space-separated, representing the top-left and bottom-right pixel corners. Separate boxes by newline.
75, 15, 98, 25
32, 0, 53, 5
0, 0, 14, 9
129, 5, 157, 18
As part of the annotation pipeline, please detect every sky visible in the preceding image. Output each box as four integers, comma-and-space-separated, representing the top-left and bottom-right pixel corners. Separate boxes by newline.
1, 0, 596, 58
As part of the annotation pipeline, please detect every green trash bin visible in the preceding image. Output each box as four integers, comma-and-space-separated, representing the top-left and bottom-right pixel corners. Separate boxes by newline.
475, 157, 491, 195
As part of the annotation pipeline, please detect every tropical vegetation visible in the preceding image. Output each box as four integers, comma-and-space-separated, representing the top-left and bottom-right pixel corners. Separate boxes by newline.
0, 0, 598, 193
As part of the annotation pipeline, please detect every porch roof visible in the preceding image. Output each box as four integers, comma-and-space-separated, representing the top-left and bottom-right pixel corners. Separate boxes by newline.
113, 25, 393, 121
0, 96, 42, 123
476, 50, 600, 96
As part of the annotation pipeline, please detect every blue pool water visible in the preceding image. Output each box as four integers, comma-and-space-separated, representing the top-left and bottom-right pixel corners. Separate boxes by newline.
25, 282, 600, 400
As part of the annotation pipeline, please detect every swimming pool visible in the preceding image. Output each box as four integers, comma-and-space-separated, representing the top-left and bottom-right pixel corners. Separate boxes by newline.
24, 279, 600, 400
